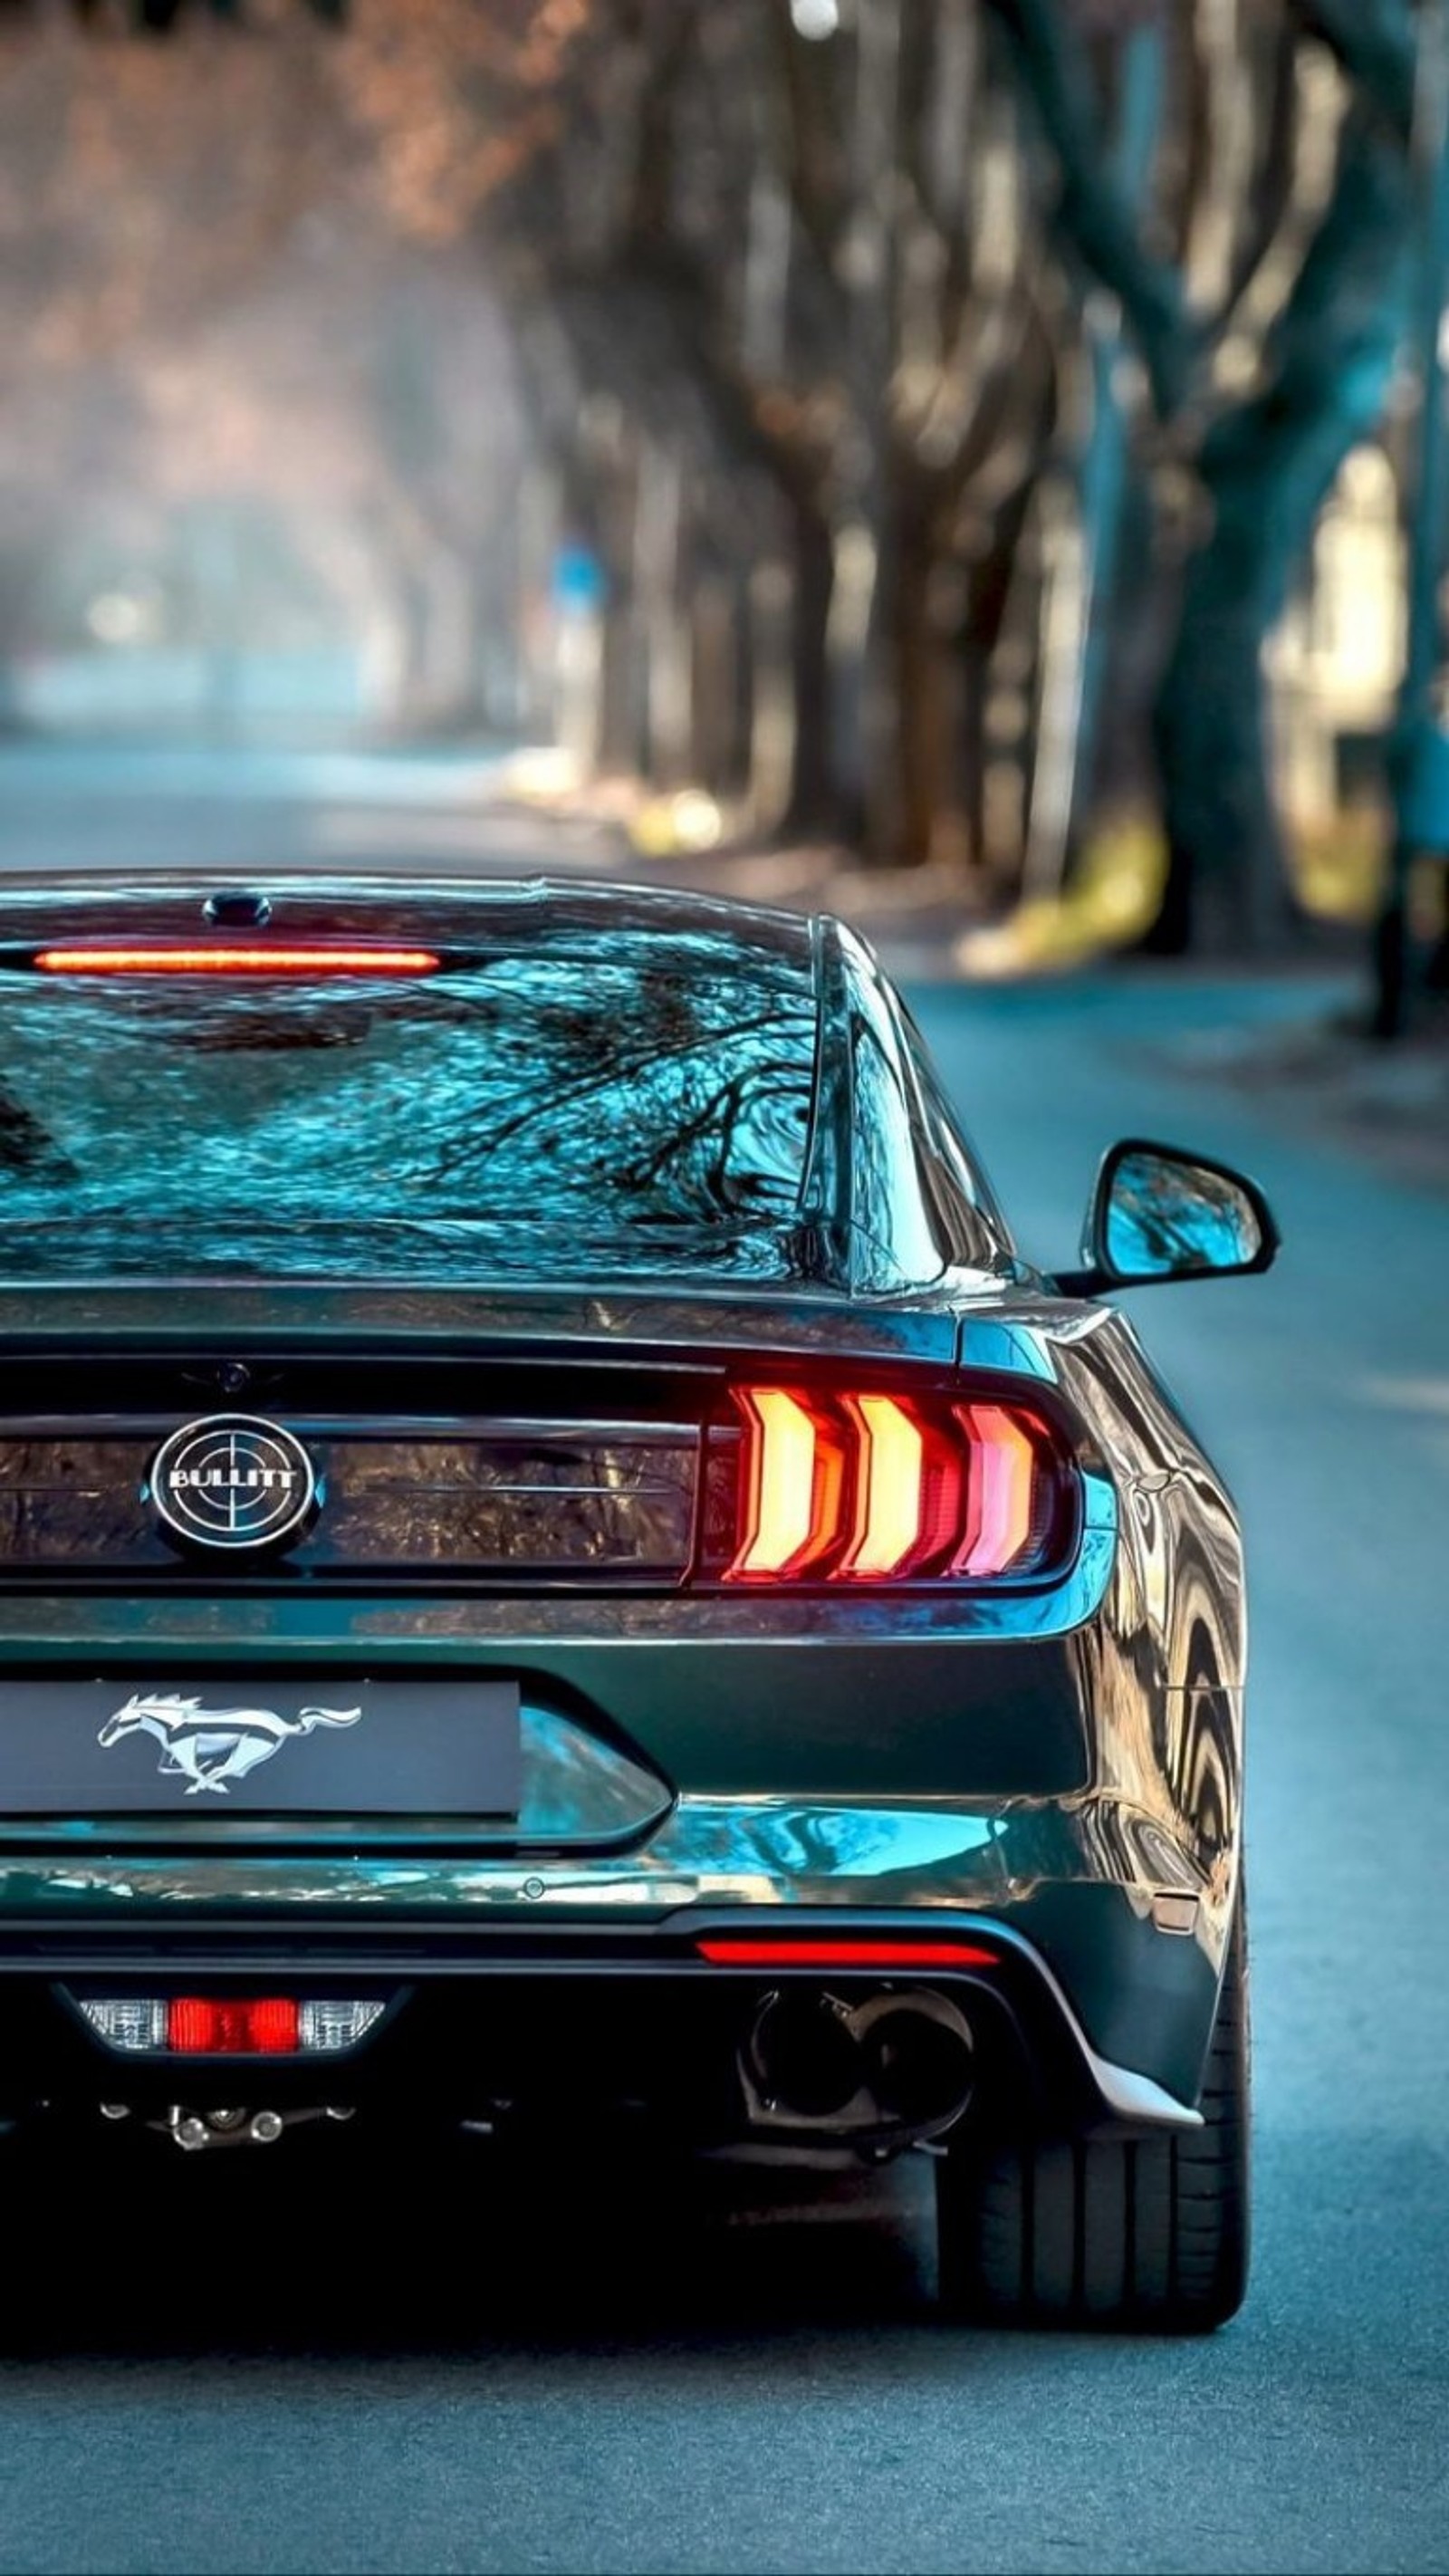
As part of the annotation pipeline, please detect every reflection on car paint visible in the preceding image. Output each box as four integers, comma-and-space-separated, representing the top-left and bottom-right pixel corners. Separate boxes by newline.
0, 875, 1264, 2133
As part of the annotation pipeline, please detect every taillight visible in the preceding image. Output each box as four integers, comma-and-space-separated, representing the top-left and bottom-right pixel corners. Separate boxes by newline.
76, 1996, 386, 2054
708, 1384, 1075, 1585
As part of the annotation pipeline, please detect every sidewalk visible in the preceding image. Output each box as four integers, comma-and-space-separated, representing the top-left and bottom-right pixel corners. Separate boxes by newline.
1116, 978, 1449, 1198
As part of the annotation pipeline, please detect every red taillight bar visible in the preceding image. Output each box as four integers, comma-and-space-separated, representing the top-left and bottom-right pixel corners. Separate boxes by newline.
33, 945, 442, 978
720, 1384, 1069, 1585
695, 1937, 997, 1970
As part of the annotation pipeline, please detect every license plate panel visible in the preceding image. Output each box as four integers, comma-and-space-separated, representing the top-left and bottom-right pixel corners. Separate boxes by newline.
0, 1680, 523, 1816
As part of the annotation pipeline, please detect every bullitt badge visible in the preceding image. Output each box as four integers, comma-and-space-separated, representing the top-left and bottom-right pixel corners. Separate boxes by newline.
147, 1414, 319, 1558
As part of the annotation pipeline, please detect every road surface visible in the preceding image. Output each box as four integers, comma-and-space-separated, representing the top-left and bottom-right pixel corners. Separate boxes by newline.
0, 748, 1444, 2575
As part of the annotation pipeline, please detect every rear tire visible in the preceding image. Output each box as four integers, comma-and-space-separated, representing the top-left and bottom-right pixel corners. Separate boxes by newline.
936, 1901, 1249, 2331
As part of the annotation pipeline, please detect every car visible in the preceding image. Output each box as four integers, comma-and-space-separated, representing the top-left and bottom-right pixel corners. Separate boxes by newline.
0, 872, 1277, 2330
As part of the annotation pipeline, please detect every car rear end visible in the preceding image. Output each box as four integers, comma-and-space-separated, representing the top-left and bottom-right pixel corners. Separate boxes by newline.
0, 880, 1243, 2267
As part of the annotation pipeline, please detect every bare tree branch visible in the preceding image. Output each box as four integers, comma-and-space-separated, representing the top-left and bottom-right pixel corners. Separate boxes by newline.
985, 0, 1194, 418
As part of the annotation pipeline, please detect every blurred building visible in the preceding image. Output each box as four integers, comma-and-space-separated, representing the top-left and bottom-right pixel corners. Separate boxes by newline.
1270, 442, 1407, 832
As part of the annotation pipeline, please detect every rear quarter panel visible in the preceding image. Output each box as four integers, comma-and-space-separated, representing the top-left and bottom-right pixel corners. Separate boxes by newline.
986, 1300, 1246, 1901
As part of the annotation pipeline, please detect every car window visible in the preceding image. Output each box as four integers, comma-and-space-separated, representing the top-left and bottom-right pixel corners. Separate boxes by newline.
898, 1025, 1015, 1268
841, 947, 1004, 1284
0, 933, 820, 1266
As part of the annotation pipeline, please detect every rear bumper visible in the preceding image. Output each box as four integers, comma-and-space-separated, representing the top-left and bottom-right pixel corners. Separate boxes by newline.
0, 1901, 1204, 2139
0, 1769, 1230, 2122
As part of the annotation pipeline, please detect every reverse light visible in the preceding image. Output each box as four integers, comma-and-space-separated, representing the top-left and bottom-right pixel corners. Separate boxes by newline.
77, 1997, 386, 2055
297, 1999, 387, 2053
78, 1997, 167, 2053
33, 945, 441, 978
695, 1937, 997, 1970
717, 1383, 1072, 1585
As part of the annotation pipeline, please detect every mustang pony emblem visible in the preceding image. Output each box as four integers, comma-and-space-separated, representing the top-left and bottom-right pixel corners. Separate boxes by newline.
97, 1692, 363, 1796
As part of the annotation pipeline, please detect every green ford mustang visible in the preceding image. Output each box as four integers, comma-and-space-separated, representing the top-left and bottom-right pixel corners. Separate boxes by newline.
0, 873, 1276, 2330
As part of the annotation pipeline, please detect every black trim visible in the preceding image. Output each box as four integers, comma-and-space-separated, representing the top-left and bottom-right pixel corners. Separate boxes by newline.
0, 1908, 1146, 2138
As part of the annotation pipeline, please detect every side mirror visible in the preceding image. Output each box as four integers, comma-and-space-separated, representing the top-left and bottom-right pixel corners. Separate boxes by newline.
1054, 1139, 1281, 1295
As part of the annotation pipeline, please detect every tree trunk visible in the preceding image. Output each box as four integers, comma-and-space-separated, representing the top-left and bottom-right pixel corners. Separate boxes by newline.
597, 594, 641, 774
783, 502, 836, 834
954, 428, 1052, 885
689, 571, 737, 793
892, 514, 964, 864
1150, 107, 1414, 953
828, 507, 911, 861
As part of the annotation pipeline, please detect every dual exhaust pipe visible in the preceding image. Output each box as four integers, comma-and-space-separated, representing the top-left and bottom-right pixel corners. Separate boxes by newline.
742, 1985, 975, 2144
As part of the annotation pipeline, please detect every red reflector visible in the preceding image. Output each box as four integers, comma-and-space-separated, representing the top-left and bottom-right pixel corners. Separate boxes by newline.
694, 1938, 996, 1971
168, 1996, 301, 2054
34, 946, 441, 978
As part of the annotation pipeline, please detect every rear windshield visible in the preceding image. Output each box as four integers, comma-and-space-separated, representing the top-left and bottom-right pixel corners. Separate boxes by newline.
0, 934, 820, 1273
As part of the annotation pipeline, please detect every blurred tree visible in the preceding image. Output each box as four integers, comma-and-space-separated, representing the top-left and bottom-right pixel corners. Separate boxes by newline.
1004, 0, 1420, 949
340, 0, 1422, 940
339, 0, 1076, 860
0, 9, 524, 728
0, 10, 341, 365
0, 0, 349, 22
0, 0, 1432, 956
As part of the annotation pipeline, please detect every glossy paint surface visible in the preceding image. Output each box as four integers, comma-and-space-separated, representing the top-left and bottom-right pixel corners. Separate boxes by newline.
0, 877, 1251, 2115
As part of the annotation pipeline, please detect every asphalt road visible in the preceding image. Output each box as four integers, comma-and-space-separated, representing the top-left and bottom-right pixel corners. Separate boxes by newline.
0, 751, 1446, 2575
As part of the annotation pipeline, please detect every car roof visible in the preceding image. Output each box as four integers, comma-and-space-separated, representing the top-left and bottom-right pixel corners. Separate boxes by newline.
0, 870, 821, 967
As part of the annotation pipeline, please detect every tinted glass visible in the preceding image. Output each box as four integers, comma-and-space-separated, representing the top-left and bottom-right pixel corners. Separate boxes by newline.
848, 983, 946, 1286
900, 1032, 1013, 1268
837, 942, 1006, 1285
0, 933, 820, 1275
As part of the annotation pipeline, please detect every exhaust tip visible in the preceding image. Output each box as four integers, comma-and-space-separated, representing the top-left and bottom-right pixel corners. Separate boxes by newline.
862, 1999, 974, 2127
746, 1992, 864, 2120
741, 1985, 975, 2140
